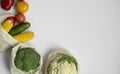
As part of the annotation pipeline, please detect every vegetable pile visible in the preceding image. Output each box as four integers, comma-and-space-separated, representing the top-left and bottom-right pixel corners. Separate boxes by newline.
1, 0, 34, 43
0, 0, 79, 74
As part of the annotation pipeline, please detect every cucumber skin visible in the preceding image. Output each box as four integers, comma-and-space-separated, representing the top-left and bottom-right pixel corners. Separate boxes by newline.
9, 22, 30, 36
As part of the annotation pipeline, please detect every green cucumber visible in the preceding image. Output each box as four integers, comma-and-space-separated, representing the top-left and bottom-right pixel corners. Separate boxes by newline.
9, 22, 30, 36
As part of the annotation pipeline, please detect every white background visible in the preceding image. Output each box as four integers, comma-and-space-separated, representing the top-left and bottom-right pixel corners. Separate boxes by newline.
0, 0, 120, 74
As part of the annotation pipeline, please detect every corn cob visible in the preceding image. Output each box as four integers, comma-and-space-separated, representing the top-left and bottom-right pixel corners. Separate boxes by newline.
13, 32, 34, 42
2, 20, 13, 32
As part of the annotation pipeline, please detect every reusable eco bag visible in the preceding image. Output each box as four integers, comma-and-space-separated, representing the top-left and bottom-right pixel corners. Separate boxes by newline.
0, 14, 18, 52
10, 43, 43, 74
43, 49, 78, 74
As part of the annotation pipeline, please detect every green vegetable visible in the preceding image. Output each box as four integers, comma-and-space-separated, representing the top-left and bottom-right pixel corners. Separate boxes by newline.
47, 54, 78, 73
9, 22, 30, 36
14, 59, 23, 69
57, 54, 78, 70
47, 63, 52, 74
14, 47, 40, 72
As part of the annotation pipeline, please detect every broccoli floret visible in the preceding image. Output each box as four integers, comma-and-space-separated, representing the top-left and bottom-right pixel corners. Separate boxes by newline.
14, 59, 23, 69
14, 48, 40, 72
16, 49, 24, 59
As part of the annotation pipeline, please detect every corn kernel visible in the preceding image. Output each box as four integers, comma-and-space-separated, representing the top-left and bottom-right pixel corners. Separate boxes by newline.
2, 20, 13, 32
13, 32, 34, 42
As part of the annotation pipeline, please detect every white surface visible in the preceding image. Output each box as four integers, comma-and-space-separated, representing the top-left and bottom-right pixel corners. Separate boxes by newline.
0, 0, 120, 74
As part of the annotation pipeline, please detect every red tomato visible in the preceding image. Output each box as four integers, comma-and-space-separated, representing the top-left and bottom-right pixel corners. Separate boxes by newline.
15, 13, 25, 23
6, 16, 15, 25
